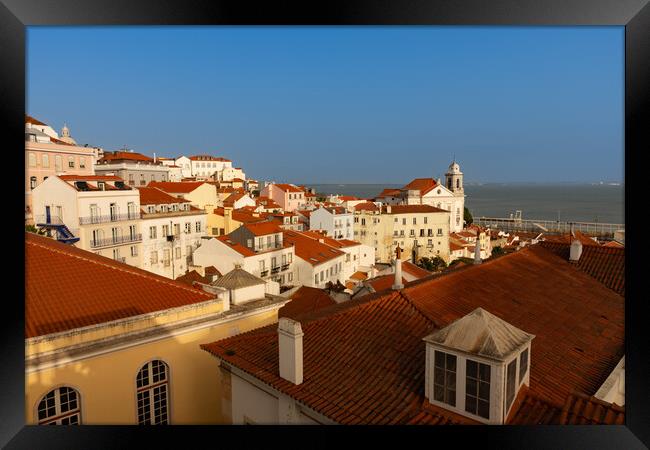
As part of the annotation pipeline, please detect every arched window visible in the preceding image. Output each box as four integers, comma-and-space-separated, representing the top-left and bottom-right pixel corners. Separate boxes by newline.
37, 387, 81, 425
136, 360, 169, 425
456, 179, 460, 189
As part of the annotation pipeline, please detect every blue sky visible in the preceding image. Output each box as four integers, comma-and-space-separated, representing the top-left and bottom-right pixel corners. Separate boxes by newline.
27, 26, 623, 184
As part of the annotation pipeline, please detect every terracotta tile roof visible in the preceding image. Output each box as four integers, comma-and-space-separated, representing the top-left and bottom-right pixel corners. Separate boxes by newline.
558, 392, 625, 424
295, 209, 313, 218
213, 207, 268, 224
402, 178, 437, 196
148, 181, 206, 193
216, 236, 257, 257
99, 151, 155, 164
538, 241, 624, 296
542, 231, 600, 246
338, 196, 358, 201
256, 196, 282, 209
602, 240, 624, 248
449, 241, 466, 252
402, 261, 432, 279
367, 274, 407, 291
223, 193, 247, 207
59, 175, 123, 182
189, 155, 231, 162
201, 245, 623, 424
282, 231, 345, 266
323, 206, 348, 215
279, 287, 337, 320
25, 233, 214, 338
381, 205, 449, 214
352, 202, 379, 212
376, 188, 402, 198
138, 187, 191, 205
232, 178, 245, 182
25, 114, 47, 126
175, 270, 211, 288
350, 271, 368, 281
243, 221, 283, 236
205, 266, 221, 276
274, 183, 304, 193
49, 136, 73, 146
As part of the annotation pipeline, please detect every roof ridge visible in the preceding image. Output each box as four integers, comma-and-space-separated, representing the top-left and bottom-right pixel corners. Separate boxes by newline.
26, 236, 212, 298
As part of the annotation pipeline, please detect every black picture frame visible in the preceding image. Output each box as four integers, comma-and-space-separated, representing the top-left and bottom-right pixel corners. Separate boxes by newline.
3, 0, 648, 448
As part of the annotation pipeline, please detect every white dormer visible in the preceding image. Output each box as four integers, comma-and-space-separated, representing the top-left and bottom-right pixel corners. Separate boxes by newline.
422, 308, 535, 424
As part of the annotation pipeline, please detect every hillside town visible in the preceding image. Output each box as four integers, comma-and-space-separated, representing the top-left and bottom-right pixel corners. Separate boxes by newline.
25, 114, 625, 426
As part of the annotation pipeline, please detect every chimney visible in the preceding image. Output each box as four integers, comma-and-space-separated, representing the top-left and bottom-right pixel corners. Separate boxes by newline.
473, 234, 482, 265
386, 205, 392, 214
278, 317, 304, 384
392, 245, 404, 290
153, 152, 156, 163
569, 238, 583, 262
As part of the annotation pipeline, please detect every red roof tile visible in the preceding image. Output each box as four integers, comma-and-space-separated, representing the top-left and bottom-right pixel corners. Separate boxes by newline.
25, 114, 47, 126
274, 183, 304, 193
138, 187, 191, 205
148, 181, 207, 193
402, 261, 433, 279
602, 240, 624, 248
99, 151, 154, 164
279, 287, 337, 320
175, 270, 211, 288
282, 231, 345, 265
538, 241, 624, 296
558, 392, 625, 424
25, 233, 214, 338
189, 155, 231, 162
352, 202, 379, 212
216, 236, 257, 257
201, 245, 623, 424
367, 274, 407, 291
243, 221, 283, 236
402, 178, 438, 196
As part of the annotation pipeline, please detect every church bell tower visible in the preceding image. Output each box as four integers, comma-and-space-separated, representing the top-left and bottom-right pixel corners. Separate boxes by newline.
445, 160, 463, 193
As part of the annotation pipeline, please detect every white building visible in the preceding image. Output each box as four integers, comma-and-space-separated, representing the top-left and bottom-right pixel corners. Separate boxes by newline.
309, 206, 354, 240
193, 222, 296, 287
374, 161, 466, 233
138, 186, 207, 279
32, 175, 143, 267
282, 230, 347, 288
188, 155, 233, 178
174, 156, 193, 178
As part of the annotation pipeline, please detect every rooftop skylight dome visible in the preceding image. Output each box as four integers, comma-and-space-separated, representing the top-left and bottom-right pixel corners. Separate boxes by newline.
423, 307, 535, 424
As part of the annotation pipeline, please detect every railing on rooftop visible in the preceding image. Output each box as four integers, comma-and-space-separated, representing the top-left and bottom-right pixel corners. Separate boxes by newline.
90, 233, 142, 249
35, 215, 65, 226
80, 212, 141, 225
475, 217, 624, 238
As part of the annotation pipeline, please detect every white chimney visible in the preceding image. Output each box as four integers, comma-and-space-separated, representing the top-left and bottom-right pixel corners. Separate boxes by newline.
386, 205, 392, 214
392, 245, 404, 290
473, 235, 482, 265
153, 152, 156, 163
569, 238, 583, 262
278, 317, 304, 385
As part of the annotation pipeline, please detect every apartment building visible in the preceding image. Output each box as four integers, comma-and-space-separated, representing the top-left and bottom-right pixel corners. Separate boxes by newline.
147, 181, 219, 212
25, 116, 97, 223
208, 207, 268, 237
353, 204, 451, 264
193, 222, 296, 286
139, 187, 207, 279
309, 206, 353, 240
260, 183, 305, 212
32, 175, 142, 267
188, 155, 233, 178
282, 230, 347, 288
268, 212, 304, 231
25, 233, 288, 425
95, 151, 170, 186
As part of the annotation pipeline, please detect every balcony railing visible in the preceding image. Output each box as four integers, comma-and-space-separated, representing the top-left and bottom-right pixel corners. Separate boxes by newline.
281, 264, 290, 271
271, 266, 280, 274
114, 257, 127, 263
260, 270, 269, 277
80, 212, 141, 225
90, 233, 142, 248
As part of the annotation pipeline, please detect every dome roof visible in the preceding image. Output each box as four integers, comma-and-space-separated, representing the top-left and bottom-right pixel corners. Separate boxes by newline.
447, 161, 462, 174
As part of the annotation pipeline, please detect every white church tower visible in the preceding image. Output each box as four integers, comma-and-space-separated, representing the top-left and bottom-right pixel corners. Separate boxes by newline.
444, 160, 466, 232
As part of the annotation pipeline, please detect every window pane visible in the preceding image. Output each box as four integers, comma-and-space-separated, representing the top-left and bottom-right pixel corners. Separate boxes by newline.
466, 377, 477, 396
433, 385, 444, 402
434, 351, 444, 368
465, 395, 477, 414
466, 359, 477, 378
480, 363, 491, 382
446, 354, 456, 372
477, 400, 490, 419
479, 381, 490, 401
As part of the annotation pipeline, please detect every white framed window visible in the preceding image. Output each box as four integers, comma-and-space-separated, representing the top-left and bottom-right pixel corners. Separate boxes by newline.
505, 358, 517, 412
136, 360, 169, 425
175, 247, 181, 259
519, 349, 529, 384
185, 222, 191, 234
113, 248, 121, 260
79, 157, 86, 169
42, 154, 50, 167
424, 217, 428, 224
149, 226, 157, 239
55, 155, 62, 171
186, 245, 192, 257
150, 251, 158, 264
29, 152, 37, 167
163, 249, 171, 266
37, 387, 81, 425
433, 351, 457, 407
195, 221, 201, 232
68, 156, 75, 168
131, 246, 138, 257
314, 274, 319, 285
288, 273, 293, 282
465, 359, 491, 419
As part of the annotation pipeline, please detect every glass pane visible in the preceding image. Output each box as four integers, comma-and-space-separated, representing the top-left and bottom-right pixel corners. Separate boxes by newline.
446, 354, 457, 372
434, 368, 444, 384
478, 400, 490, 419
434, 351, 444, 368
434, 385, 444, 402
480, 363, 491, 382
479, 381, 490, 401
466, 377, 477, 396
465, 395, 477, 414
446, 371, 456, 389
447, 389, 456, 407
466, 359, 477, 378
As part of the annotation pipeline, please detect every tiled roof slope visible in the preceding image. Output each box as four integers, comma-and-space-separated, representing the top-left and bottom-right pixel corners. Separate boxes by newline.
25, 114, 47, 126
147, 181, 206, 193
282, 231, 345, 265
402, 178, 437, 195
201, 245, 623, 424
558, 392, 625, 424
139, 187, 191, 205
279, 287, 337, 320
538, 241, 624, 296
25, 233, 214, 338
402, 261, 432, 278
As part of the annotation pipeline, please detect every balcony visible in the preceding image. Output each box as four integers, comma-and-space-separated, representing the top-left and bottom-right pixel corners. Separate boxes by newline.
281, 264, 290, 271
260, 270, 269, 277
271, 266, 280, 275
114, 257, 127, 263
35, 215, 65, 225
90, 233, 142, 249
80, 212, 141, 225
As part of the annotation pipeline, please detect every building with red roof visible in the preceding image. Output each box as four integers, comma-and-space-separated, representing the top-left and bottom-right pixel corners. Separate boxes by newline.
201, 244, 624, 425
147, 180, 219, 212
260, 182, 306, 212
25, 232, 289, 425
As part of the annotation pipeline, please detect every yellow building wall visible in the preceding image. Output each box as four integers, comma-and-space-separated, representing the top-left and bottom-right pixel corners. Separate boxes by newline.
26, 308, 279, 425
206, 213, 244, 236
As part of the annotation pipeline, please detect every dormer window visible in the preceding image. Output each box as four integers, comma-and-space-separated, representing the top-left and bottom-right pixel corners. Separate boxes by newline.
98, 181, 105, 190
423, 308, 534, 424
